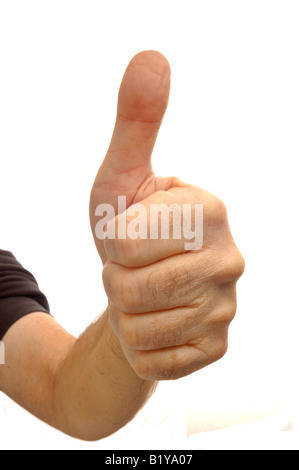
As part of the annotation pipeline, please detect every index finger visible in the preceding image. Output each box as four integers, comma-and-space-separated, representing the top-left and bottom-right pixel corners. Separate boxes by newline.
102, 187, 204, 267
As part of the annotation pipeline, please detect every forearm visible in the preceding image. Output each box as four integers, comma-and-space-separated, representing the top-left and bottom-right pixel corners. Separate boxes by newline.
53, 308, 156, 440
0, 310, 156, 441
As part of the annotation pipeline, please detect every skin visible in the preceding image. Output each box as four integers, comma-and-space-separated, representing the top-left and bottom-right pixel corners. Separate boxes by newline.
0, 51, 244, 441
90, 50, 245, 381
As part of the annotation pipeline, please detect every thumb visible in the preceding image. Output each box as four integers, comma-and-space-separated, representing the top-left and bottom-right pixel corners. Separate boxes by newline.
91, 50, 171, 210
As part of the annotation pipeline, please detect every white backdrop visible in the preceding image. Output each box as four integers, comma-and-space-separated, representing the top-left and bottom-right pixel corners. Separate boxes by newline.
0, 0, 298, 450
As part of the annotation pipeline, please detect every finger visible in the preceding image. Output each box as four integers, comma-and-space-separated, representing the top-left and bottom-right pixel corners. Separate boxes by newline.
102, 253, 207, 314
121, 340, 228, 381
91, 50, 171, 211
109, 304, 203, 351
103, 247, 240, 315
109, 290, 237, 351
103, 187, 204, 268
109, 304, 196, 350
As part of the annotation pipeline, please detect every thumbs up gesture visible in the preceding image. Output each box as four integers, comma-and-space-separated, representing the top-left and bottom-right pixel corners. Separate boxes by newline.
89, 51, 245, 380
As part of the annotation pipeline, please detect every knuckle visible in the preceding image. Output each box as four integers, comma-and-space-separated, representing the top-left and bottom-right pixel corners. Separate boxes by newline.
117, 281, 137, 312
110, 307, 139, 349
234, 250, 246, 279
196, 327, 229, 365
226, 249, 245, 282
105, 235, 139, 267
104, 204, 150, 268
110, 307, 183, 352
102, 265, 139, 312
132, 351, 179, 381
227, 300, 238, 322
119, 318, 138, 350
214, 338, 229, 361
132, 353, 152, 380
206, 335, 229, 363
205, 194, 228, 226
213, 247, 245, 283
212, 303, 238, 326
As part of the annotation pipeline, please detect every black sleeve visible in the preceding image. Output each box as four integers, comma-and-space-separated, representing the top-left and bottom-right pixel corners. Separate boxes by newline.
0, 250, 50, 340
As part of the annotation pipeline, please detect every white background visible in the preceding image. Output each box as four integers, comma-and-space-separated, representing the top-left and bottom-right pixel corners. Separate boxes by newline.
0, 0, 298, 450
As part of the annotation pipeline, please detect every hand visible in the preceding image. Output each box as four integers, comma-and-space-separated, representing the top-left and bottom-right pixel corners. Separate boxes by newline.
90, 50, 177, 264
90, 51, 245, 380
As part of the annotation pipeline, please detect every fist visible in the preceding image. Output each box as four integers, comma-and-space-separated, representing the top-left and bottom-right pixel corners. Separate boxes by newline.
90, 50, 244, 380
102, 183, 244, 380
